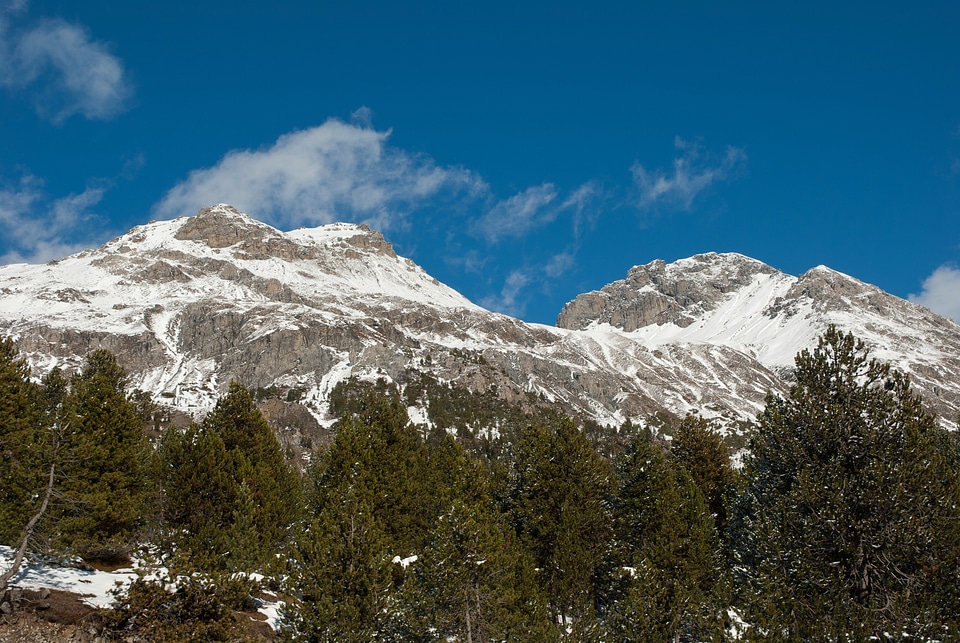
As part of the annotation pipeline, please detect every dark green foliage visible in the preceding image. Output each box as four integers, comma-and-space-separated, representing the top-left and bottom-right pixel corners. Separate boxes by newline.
159, 382, 301, 572
289, 392, 561, 641
252, 384, 283, 401
670, 415, 735, 541
0, 337, 42, 546
129, 387, 160, 432
289, 392, 429, 640
103, 571, 260, 642
507, 416, 614, 630
396, 439, 555, 641
310, 391, 442, 555
159, 424, 234, 565
287, 486, 392, 642
38, 367, 68, 423
328, 376, 401, 418
56, 349, 150, 558
732, 326, 960, 639
608, 434, 725, 641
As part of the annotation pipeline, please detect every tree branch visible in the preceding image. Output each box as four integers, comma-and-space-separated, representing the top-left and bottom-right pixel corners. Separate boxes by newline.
1, 450, 57, 591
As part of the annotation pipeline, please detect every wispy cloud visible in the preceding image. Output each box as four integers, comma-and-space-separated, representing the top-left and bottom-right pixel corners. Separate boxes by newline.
473, 180, 605, 244
562, 181, 603, 239
1, 9, 131, 123
480, 268, 533, 317
632, 137, 746, 211
151, 121, 743, 320
478, 250, 578, 317
544, 251, 575, 278
0, 175, 106, 263
909, 264, 960, 322
473, 183, 559, 242
153, 118, 486, 231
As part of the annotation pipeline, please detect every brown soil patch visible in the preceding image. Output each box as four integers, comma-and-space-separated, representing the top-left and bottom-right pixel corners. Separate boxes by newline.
1, 586, 276, 641
0, 588, 98, 642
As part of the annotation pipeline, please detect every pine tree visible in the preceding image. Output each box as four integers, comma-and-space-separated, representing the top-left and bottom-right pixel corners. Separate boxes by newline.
57, 349, 149, 559
288, 407, 392, 642
288, 483, 391, 643
608, 433, 724, 641
397, 438, 555, 641
507, 415, 614, 632
158, 423, 236, 568
200, 382, 302, 558
288, 393, 413, 641
309, 392, 443, 556
670, 415, 735, 542
732, 326, 960, 639
0, 337, 42, 546
291, 392, 487, 641
159, 382, 301, 572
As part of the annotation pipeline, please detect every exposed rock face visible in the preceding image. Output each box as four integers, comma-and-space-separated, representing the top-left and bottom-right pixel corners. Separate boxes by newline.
557, 253, 777, 331
174, 204, 278, 248
557, 253, 960, 427
1, 207, 958, 438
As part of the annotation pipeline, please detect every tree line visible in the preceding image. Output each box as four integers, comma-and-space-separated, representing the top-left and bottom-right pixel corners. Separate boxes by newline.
1, 325, 959, 641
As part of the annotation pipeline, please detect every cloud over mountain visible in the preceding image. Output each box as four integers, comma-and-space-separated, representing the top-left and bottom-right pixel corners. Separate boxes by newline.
153, 119, 486, 231
0, 175, 105, 263
632, 137, 746, 211
910, 264, 960, 322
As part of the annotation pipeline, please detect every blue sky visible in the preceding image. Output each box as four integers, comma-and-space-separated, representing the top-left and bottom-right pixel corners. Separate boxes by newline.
1, 1, 958, 324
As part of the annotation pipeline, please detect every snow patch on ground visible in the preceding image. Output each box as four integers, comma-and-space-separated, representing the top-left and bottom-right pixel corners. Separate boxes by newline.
0, 546, 137, 608
0, 546, 284, 631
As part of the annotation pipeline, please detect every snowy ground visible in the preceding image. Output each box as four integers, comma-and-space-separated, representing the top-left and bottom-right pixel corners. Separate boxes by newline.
0, 546, 283, 630
0, 546, 135, 608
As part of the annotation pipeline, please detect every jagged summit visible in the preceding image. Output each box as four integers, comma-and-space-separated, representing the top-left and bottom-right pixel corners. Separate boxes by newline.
1, 207, 957, 433
556, 252, 960, 423
557, 252, 781, 332
70, 205, 445, 308
173, 204, 282, 248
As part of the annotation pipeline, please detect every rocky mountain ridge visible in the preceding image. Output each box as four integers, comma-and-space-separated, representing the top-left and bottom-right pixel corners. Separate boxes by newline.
1, 205, 957, 438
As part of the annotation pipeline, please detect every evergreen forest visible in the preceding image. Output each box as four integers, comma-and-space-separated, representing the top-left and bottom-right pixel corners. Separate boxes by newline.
1, 326, 959, 641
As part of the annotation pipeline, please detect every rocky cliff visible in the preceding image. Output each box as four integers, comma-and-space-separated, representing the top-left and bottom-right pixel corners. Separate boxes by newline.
1, 207, 957, 438
558, 252, 960, 425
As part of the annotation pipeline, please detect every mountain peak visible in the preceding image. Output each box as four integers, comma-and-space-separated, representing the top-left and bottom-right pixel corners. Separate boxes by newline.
174, 204, 281, 248
557, 253, 780, 331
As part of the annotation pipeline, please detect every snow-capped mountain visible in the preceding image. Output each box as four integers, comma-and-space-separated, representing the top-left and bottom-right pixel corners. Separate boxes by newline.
558, 252, 960, 426
1, 205, 957, 433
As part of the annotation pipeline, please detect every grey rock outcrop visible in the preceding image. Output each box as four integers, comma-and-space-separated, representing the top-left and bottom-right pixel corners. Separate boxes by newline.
1, 207, 957, 442
557, 253, 777, 331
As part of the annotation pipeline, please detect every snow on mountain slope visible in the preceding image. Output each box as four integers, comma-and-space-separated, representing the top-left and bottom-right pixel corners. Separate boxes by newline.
0, 205, 484, 415
558, 252, 960, 426
1, 206, 957, 433
0, 204, 476, 327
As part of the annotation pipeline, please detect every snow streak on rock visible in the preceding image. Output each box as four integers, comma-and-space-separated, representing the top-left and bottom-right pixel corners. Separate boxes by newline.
1, 206, 957, 430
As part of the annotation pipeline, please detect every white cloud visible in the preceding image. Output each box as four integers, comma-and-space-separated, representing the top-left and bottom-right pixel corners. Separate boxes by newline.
473, 183, 559, 242
545, 252, 575, 278
480, 268, 533, 317
561, 180, 603, 239
474, 180, 604, 244
632, 138, 746, 210
478, 251, 577, 316
909, 264, 960, 322
0, 176, 105, 263
153, 119, 485, 231
3, 17, 131, 122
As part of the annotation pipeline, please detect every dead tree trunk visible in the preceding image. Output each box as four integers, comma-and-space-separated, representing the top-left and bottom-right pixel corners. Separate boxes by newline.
0, 457, 56, 591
